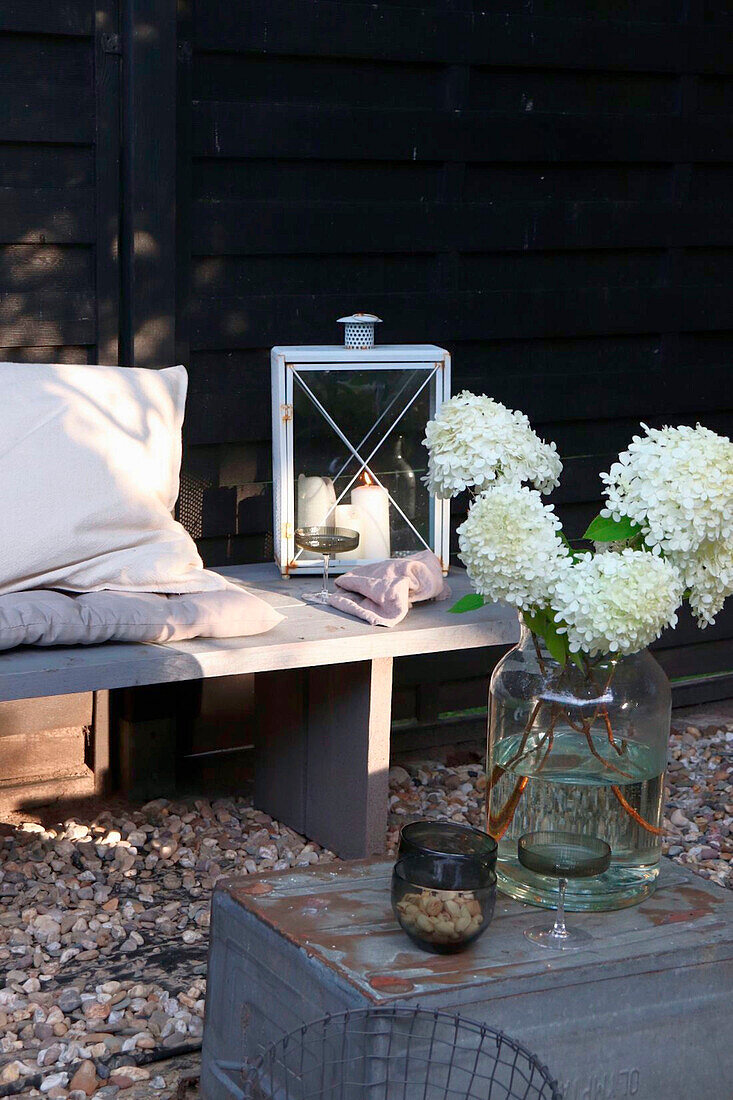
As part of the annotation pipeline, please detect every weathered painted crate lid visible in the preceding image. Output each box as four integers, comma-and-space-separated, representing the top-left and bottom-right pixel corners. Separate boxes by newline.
217, 857, 733, 1004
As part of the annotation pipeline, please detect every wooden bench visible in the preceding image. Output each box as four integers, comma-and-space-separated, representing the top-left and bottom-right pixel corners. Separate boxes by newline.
0, 564, 516, 857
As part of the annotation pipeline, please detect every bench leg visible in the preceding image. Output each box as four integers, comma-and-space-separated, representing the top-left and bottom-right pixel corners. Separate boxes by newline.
117, 683, 182, 800
254, 658, 393, 859
91, 690, 112, 796
254, 669, 308, 834
306, 657, 393, 859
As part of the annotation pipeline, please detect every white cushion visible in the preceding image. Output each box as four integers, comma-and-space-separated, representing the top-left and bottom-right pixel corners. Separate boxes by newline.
0, 361, 226, 595
0, 583, 283, 650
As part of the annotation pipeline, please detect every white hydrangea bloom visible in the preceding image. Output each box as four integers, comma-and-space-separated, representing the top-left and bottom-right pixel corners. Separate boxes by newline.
553, 549, 683, 657
670, 539, 733, 629
601, 423, 733, 553
457, 483, 569, 611
423, 391, 562, 499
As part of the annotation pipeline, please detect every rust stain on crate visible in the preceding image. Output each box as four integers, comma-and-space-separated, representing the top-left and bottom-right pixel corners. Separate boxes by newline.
638, 882, 723, 926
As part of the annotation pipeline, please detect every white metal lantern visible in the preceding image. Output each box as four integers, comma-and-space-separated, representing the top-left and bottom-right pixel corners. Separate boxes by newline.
271, 320, 451, 576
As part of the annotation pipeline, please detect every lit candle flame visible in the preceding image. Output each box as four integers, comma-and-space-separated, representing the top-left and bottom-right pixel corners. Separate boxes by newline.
363, 470, 374, 486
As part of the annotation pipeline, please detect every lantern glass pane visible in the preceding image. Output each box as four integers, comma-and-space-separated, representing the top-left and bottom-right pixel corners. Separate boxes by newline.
292, 367, 435, 561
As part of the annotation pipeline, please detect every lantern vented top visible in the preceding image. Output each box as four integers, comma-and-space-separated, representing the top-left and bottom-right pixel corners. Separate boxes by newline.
337, 313, 382, 350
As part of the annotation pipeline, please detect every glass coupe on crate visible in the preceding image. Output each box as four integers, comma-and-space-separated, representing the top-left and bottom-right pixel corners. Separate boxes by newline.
271, 314, 451, 577
425, 395, 733, 911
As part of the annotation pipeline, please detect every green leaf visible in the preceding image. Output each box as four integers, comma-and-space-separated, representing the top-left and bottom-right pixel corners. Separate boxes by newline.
583, 514, 641, 543
448, 593, 485, 614
543, 619, 569, 667
569, 649, 585, 671
522, 608, 548, 636
523, 609, 569, 667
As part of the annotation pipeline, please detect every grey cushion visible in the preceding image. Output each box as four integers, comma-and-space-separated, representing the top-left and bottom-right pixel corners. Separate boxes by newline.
0, 584, 283, 651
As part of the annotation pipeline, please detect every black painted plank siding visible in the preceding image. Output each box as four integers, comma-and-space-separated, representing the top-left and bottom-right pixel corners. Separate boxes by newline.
195, 1, 733, 74
180, 0, 733, 699
0, 3, 92, 36
192, 199, 733, 255
0, 1, 119, 361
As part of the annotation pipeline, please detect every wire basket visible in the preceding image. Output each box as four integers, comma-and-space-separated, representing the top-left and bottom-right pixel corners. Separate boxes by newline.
243, 1007, 561, 1100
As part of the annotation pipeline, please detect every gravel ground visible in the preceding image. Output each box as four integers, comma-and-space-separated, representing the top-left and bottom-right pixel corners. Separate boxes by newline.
1, 714, 730, 1098
0, 803, 333, 1098
662, 717, 733, 889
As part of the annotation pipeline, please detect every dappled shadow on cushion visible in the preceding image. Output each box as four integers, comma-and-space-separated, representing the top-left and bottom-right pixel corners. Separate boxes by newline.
0, 586, 283, 651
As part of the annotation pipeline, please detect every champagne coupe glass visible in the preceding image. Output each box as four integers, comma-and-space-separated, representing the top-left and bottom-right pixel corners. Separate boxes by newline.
518, 830, 611, 951
294, 526, 360, 605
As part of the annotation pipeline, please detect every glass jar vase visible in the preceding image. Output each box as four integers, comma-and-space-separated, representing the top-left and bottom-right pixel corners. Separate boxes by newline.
487, 619, 671, 911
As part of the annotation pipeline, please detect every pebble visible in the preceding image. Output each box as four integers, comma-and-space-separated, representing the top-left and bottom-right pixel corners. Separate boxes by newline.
116, 1067, 149, 1082
1, 1060, 22, 1083
40, 1072, 69, 1092
68, 1060, 98, 1095
58, 989, 82, 1013
110, 1074, 134, 1090
39, 1042, 63, 1066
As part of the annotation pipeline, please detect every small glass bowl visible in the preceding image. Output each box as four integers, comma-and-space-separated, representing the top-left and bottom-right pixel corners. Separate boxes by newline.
399, 821, 498, 883
392, 854, 497, 954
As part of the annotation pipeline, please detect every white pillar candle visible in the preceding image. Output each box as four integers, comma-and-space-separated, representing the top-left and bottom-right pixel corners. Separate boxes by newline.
334, 503, 363, 561
297, 474, 336, 558
351, 477, 391, 560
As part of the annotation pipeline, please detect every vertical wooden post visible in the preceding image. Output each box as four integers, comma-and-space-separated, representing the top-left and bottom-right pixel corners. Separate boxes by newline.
174, 0, 193, 535
116, 1, 180, 794
306, 658, 393, 859
175, 0, 193, 369
254, 669, 309, 834
91, 690, 112, 796
118, 683, 183, 800
94, 1, 122, 365
254, 659, 394, 858
120, 0, 177, 367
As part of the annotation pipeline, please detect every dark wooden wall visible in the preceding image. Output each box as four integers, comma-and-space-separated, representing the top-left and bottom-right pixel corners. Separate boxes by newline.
177, 0, 733, 707
0, 1, 119, 365
1, 0, 732, 791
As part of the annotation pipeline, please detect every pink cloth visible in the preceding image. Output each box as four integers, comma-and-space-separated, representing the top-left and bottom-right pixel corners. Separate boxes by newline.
329, 550, 451, 627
